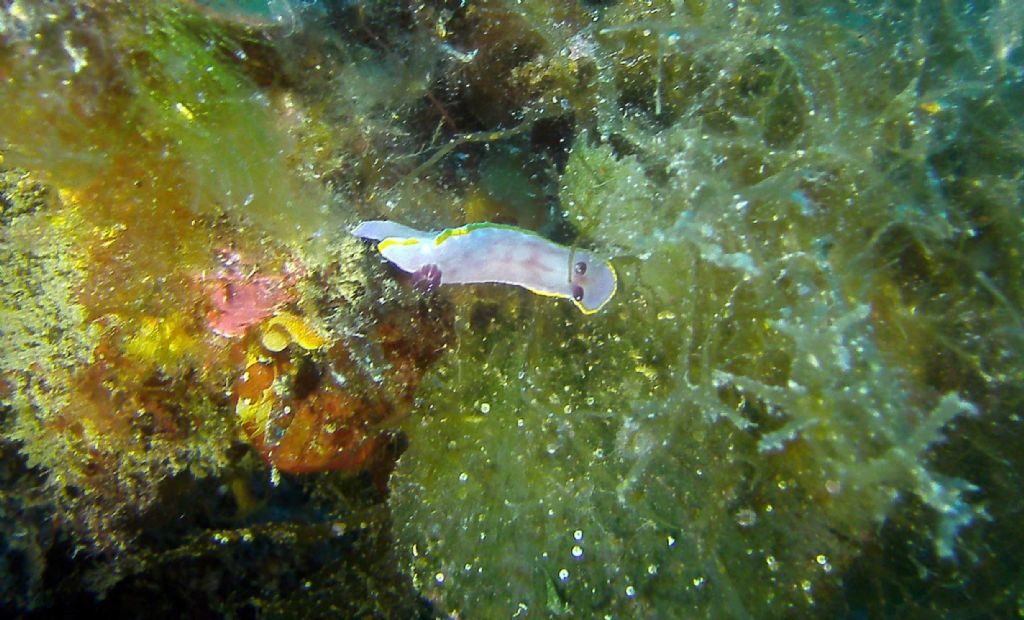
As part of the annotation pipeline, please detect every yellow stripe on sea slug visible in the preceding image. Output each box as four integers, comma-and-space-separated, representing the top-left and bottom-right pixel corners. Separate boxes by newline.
523, 285, 571, 300
434, 227, 471, 245
378, 237, 420, 252
436, 223, 544, 247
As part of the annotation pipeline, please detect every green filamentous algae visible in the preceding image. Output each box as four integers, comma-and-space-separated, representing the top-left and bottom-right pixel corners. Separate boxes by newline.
0, 0, 1021, 617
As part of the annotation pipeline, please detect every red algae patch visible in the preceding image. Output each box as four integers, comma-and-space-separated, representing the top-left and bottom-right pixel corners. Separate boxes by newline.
198, 249, 302, 338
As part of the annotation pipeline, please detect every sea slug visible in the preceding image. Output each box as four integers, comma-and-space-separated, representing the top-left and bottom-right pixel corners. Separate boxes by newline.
353, 221, 617, 314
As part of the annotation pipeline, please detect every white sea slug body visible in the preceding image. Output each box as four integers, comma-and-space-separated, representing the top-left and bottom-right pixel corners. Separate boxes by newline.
353, 220, 617, 314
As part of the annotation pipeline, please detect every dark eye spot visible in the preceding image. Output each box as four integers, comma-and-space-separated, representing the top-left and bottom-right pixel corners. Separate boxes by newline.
574, 261, 587, 275
572, 285, 584, 302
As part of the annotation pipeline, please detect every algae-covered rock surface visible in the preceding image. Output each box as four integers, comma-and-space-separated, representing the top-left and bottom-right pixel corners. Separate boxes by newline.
1, 0, 1022, 617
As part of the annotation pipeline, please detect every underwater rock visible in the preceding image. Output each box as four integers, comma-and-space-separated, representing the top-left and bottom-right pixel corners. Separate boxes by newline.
0, 0, 456, 554
232, 298, 453, 475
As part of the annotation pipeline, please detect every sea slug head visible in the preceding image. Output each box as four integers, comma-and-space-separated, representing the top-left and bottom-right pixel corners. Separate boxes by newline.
569, 252, 618, 314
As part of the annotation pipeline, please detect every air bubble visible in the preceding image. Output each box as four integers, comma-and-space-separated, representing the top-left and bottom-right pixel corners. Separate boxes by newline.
735, 508, 757, 527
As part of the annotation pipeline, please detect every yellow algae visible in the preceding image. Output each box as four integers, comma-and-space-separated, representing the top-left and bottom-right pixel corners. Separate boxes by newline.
233, 351, 278, 429
235, 390, 276, 431
260, 324, 293, 353
260, 310, 329, 352
123, 315, 206, 373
